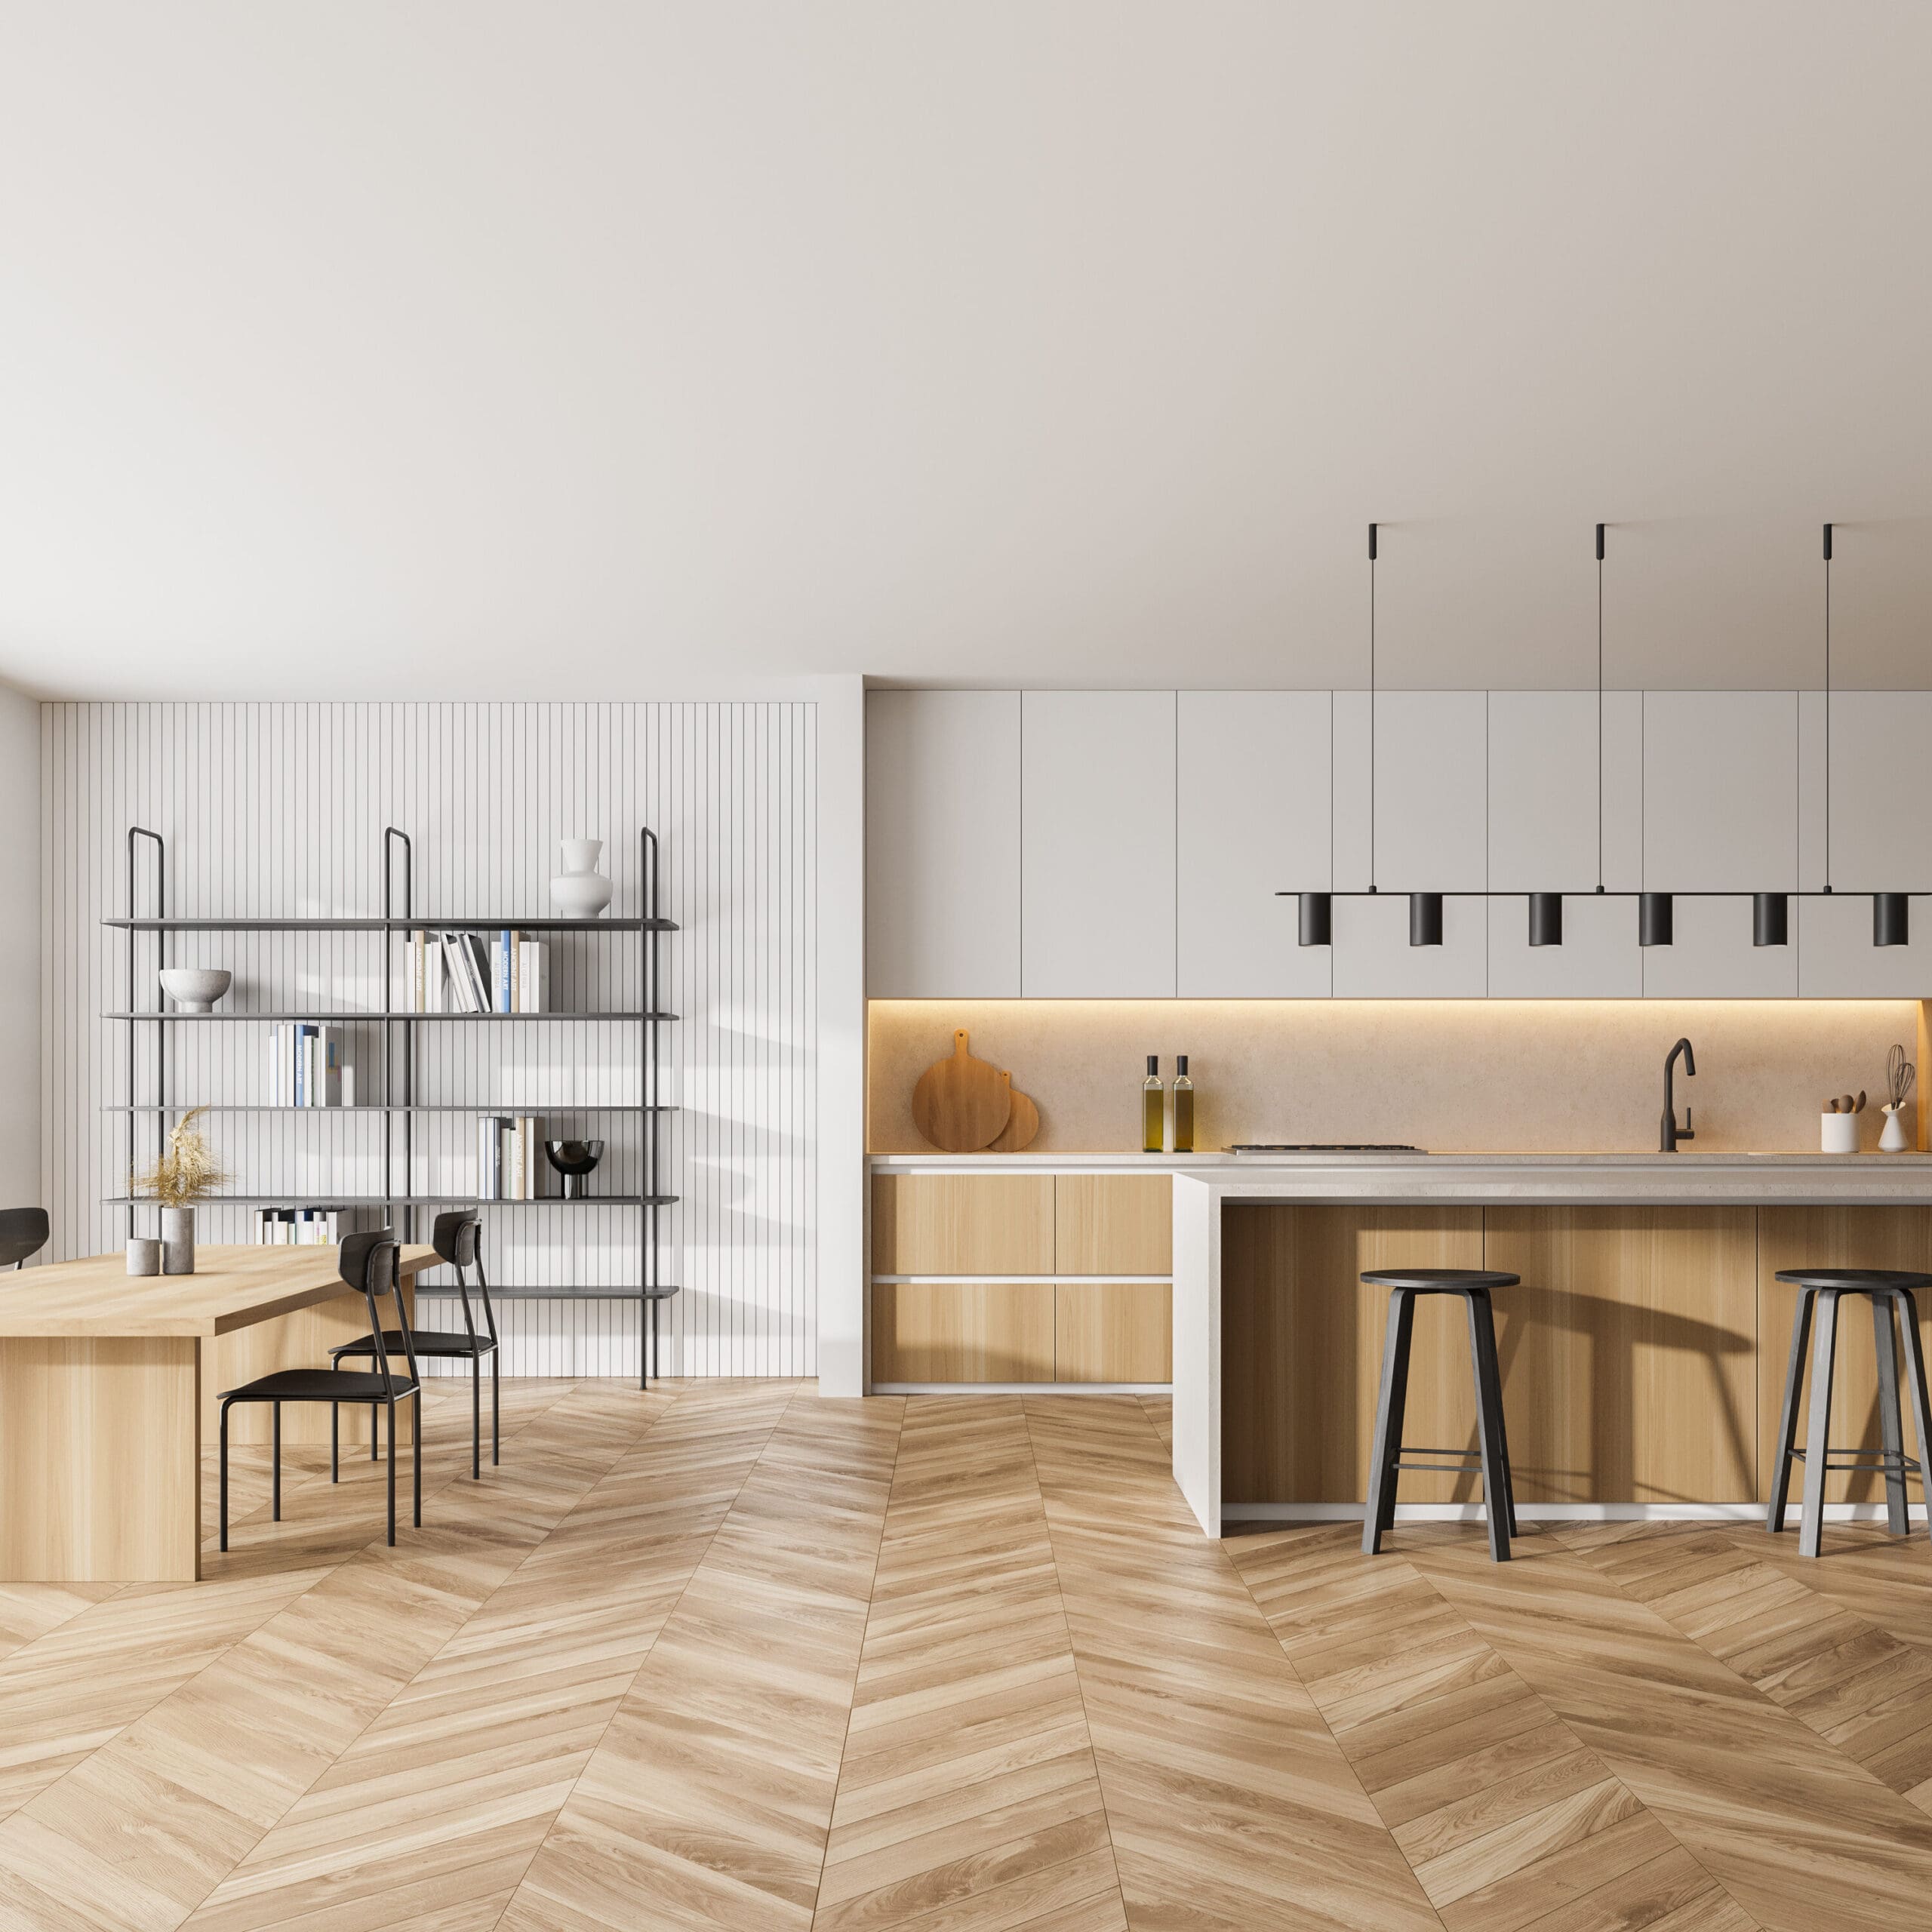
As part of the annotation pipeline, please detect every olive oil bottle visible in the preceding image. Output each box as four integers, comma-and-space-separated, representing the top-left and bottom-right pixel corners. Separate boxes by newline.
1173, 1056, 1195, 1152
1142, 1056, 1164, 1153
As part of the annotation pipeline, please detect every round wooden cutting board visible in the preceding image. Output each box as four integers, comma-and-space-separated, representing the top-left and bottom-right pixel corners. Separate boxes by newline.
911, 1030, 1012, 1151
986, 1073, 1041, 1153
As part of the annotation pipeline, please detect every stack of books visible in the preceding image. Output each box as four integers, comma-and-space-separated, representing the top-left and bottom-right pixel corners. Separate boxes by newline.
269, 1023, 350, 1105
478, 1115, 544, 1199
399, 931, 548, 1013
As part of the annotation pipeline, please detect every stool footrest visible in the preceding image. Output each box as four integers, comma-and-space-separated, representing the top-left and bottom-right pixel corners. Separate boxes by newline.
1788, 1448, 1922, 1474
1393, 1461, 1487, 1475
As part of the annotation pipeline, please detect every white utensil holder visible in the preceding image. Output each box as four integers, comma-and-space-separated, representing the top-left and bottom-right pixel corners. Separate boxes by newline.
1820, 1112, 1860, 1155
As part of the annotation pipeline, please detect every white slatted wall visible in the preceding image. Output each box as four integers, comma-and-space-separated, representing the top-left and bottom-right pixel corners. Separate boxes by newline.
42, 702, 818, 1377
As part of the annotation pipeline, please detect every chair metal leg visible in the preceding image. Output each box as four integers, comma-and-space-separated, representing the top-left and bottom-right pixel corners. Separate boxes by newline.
472, 1357, 481, 1479
1893, 1291, 1932, 1547
1767, 1288, 1817, 1532
491, 1350, 500, 1466
1800, 1291, 1841, 1558
1872, 1294, 1910, 1536
1362, 1291, 1415, 1555
386, 1403, 397, 1546
331, 1404, 340, 1484
1465, 1293, 1512, 1563
220, 1403, 231, 1553
272, 1401, 281, 1522
413, 1401, 422, 1527
371, 1400, 380, 1460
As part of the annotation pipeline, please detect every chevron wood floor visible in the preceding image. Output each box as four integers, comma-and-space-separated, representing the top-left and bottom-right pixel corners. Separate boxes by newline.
2, 1386, 1932, 1928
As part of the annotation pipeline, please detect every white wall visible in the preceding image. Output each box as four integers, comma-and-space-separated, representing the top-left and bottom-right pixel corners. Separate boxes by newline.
0, 688, 37, 1214
43, 701, 820, 1377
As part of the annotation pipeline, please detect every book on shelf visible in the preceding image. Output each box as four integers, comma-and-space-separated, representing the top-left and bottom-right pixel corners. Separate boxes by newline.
267, 1022, 347, 1106
475, 1114, 543, 1198
398, 928, 546, 1014
251, 1207, 365, 1245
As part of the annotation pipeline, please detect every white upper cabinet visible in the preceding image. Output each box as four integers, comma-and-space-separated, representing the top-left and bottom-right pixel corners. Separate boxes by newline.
1349, 691, 1488, 891
1642, 693, 1799, 893
866, 691, 1022, 997
1021, 691, 1177, 997
1487, 691, 1647, 892
1816, 691, 1932, 892
1176, 692, 1331, 997
1797, 891, 1932, 996
1332, 893, 1488, 997
1641, 894, 1798, 998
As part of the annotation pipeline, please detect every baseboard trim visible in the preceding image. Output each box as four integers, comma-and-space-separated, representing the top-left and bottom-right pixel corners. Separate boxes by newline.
872, 1382, 1171, 1397
1229, 1501, 1929, 1523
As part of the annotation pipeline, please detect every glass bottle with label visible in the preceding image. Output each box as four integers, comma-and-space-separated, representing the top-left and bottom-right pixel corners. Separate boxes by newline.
1173, 1055, 1195, 1153
1142, 1056, 1164, 1153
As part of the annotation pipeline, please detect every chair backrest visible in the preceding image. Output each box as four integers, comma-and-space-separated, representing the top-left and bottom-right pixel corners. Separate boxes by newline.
430, 1210, 496, 1348
339, 1230, 421, 1398
0, 1208, 48, 1272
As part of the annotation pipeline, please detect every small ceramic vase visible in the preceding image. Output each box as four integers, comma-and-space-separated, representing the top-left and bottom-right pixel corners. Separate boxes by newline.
1881, 1107, 1912, 1153
126, 1237, 161, 1277
1821, 1112, 1860, 1155
160, 1205, 195, 1275
550, 839, 613, 918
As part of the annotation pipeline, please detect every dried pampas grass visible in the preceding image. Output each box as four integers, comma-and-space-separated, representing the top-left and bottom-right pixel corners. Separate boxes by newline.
132, 1106, 227, 1207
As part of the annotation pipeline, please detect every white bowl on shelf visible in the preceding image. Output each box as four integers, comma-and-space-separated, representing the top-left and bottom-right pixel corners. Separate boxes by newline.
159, 968, 232, 1013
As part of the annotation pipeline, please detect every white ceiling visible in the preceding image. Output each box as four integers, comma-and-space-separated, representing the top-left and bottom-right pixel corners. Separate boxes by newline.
3, 2, 1930, 698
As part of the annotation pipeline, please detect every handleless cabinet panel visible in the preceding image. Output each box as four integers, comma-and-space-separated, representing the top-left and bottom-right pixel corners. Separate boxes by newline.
1757, 1208, 1932, 1504
872, 1282, 1055, 1383
1177, 691, 1332, 996
1483, 1208, 1758, 1503
1486, 893, 1643, 998
871, 1174, 1055, 1275
1815, 692, 1932, 893
1360, 691, 1490, 892
1055, 1283, 1172, 1383
1055, 1174, 1173, 1275
1643, 692, 1799, 893
1331, 891, 1488, 997
1641, 894, 1798, 997
866, 691, 1022, 997
1796, 891, 1932, 996
1021, 691, 1176, 996
1487, 691, 1598, 893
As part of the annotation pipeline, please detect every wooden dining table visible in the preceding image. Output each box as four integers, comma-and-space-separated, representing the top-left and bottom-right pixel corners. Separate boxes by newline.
0, 1242, 437, 1583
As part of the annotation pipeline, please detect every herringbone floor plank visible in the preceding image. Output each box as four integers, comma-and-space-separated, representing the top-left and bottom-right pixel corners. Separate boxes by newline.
5, 1389, 1932, 1930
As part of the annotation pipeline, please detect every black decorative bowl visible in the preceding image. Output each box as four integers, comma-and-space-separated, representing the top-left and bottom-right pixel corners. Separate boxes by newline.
543, 1138, 605, 1199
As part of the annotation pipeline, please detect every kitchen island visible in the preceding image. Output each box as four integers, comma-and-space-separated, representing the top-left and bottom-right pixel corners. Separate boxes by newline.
1173, 1154, 1932, 1537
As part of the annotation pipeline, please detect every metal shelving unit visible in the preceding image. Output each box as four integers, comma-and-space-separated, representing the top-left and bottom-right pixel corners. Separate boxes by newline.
112, 824, 680, 1385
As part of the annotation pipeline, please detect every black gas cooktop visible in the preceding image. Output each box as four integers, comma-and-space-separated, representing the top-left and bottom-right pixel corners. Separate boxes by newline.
1226, 1143, 1426, 1155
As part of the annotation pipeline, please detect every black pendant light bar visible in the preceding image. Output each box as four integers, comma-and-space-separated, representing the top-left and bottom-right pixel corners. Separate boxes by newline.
1281, 520, 1911, 952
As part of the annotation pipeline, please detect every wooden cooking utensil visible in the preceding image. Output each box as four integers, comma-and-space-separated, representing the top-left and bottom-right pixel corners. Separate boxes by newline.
987, 1072, 1041, 1153
911, 1030, 1012, 1152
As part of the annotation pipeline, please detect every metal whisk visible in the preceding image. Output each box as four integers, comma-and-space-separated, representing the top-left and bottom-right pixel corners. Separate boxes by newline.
1887, 1043, 1916, 1112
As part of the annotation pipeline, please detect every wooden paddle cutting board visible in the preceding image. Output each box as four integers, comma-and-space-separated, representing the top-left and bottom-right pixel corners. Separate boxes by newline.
987, 1073, 1041, 1153
911, 1030, 1011, 1152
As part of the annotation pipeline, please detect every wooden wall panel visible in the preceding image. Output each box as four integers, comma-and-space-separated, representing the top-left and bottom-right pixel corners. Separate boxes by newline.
871, 1174, 1054, 1275
1757, 1207, 1932, 1504
1221, 1206, 1486, 1506
1055, 1282, 1171, 1383
1484, 1208, 1757, 1504
871, 1281, 1055, 1383
1054, 1175, 1173, 1275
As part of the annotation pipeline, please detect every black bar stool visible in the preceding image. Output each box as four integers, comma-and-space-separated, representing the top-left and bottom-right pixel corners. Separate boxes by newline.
1362, 1268, 1520, 1562
1767, 1268, 1932, 1558
218, 1231, 423, 1552
333, 1211, 500, 1479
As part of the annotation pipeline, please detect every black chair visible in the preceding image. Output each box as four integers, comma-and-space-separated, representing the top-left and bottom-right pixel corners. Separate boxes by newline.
0, 1209, 48, 1270
1767, 1268, 1932, 1558
332, 1211, 500, 1479
218, 1230, 422, 1551
1361, 1268, 1520, 1562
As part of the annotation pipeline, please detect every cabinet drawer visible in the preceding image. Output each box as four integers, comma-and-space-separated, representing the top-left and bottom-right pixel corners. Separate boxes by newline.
872, 1281, 1055, 1383
1055, 1283, 1172, 1383
872, 1175, 1055, 1275
1055, 1175, 1172, 1275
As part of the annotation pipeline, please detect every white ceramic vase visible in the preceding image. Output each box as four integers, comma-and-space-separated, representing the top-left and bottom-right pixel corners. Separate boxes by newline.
160, 1205, 195, 1275
1881, 1108, 1912, 1153
550, 839, 613, 918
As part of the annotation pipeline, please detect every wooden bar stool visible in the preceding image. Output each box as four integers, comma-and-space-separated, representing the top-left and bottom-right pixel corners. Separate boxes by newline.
1767, 1268, 1932, 1558
1362, 1267, 1520, 1562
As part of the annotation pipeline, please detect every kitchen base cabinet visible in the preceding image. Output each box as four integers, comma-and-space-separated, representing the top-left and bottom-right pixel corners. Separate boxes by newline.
1055, 1283, 1172, 1383
872, 1281, 1056, 1383
872, 1174, 1055, 1275
1055, 1174, 1173, 1275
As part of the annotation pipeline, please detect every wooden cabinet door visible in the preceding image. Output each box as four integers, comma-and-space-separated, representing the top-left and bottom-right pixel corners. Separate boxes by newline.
1055, 1283, 1171, 1383
1020, 691, 1177, 996
872, 1175, 1054, 1275
872, 1282, 1055, 1383
866, 691, 1022, 997
1055, 1175, 1172, 1275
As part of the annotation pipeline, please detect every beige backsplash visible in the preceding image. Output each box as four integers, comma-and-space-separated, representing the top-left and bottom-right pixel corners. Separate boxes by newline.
868, 1000, 1926, 1155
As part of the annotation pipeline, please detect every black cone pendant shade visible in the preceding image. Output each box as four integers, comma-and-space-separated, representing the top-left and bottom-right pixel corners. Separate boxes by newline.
1639, 892, 1675, 947
1753, 892, 1789, 947
1875, 893, 1910, 947
1299, 892, 1333, 947
1528, 894, 1563, 947
1409, 892, 1444, 947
